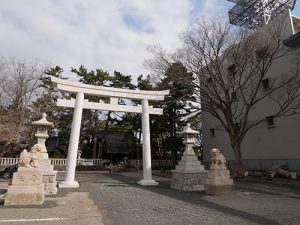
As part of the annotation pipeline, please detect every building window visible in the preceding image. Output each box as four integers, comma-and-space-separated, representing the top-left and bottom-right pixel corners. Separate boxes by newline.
210, 128, 215, 137
266, 116, 275, 128
227, 64, 236, 76
262, 78, 270, 90
231, 91, 237, 101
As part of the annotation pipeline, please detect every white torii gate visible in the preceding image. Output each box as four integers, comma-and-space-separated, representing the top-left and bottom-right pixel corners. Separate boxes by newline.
51, 76, 169, 188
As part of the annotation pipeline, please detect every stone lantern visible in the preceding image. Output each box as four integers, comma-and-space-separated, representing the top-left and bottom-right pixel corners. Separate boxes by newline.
31, 113, 57, 195
32, 113, 54, 155
170, 123, 206, 191
180, 123, 199, 156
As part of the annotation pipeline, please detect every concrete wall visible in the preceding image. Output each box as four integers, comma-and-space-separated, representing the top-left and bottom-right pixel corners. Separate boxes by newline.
203, 112, 300, 166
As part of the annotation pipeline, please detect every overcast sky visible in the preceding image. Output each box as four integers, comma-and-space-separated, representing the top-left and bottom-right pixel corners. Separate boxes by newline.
1, 0, 299, 81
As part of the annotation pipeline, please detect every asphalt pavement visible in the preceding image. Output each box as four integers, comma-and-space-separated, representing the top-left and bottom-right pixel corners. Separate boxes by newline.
0, 171, 300, 225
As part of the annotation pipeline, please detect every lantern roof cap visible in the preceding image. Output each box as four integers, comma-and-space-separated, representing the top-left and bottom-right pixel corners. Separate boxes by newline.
179, 123, 199, 135
32, 113, 54, 127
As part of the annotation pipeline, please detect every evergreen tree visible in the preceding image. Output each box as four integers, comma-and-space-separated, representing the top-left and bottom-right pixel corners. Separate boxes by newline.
156, 62, 195, 163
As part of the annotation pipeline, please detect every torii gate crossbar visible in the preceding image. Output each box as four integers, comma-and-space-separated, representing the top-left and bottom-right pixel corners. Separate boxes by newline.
51, 76, 169, 188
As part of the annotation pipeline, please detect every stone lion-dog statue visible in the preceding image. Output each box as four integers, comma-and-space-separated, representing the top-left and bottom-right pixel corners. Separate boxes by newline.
210, 148, 226, 169
18, 144, 42, 168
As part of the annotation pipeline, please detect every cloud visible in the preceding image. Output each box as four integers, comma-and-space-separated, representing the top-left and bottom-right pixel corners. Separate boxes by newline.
0, 0, 227, 81
190, 0, 232, 19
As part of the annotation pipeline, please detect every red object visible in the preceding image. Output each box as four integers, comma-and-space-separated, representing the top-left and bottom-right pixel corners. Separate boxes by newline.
8, 178, 12, 186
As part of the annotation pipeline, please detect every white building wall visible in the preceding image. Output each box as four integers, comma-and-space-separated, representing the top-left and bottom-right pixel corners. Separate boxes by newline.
202, 11, 300, 171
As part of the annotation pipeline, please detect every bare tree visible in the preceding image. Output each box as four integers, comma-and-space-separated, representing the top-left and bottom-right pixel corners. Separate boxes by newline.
0, 58, 45, 142
145, 16, 300, 177
144, 45, 174, 84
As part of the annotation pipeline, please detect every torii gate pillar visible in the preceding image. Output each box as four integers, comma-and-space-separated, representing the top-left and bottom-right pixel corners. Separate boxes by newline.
59, 92, 84, 188
138, 99, 158, 185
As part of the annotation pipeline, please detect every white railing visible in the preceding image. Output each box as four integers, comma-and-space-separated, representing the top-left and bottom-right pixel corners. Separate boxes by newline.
49, 158, 104, 166
0, 157, 103, 166
0, 157, 174, 167
0, 158, 19, 165
50, 158, 67, 165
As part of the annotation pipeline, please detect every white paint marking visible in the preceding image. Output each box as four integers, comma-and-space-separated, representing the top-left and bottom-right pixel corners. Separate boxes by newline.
0, 218, 65, 223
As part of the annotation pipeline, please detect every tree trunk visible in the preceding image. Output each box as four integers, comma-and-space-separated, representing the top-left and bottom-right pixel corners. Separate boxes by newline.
233, 140, 245, 178
92, 133, 97, 158
99, 111, 111, 159
92, 112, 98, 159
136, 128, 142, 172
171, 109, 177, 167
137, 128, 142, 159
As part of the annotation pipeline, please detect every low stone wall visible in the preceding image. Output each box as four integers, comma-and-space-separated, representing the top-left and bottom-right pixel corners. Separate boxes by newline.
204, 159, 300, 171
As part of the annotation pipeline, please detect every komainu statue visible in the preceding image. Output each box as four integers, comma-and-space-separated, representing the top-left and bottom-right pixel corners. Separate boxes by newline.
30, 144, 43, 152
18, 144, 41, 168
210, 148, 226, 168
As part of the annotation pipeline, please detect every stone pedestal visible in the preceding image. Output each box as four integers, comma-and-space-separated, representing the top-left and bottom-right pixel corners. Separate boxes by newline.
4, 170, 45, 205
171, 154, 207, 191
35, 153, 57, 195
205, 167, 233, 195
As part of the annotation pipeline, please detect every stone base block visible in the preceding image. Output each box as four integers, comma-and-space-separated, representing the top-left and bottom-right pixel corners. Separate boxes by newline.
206, 178, 233, 186
37, 165, 55, 171
11, 171, 43, 186
42, 172, 58, 195
4, 184, 45, 205
5, 171, 45, 205
205, 168, 233, 195
175, 154, 205, 172
205, 184, 233, 195
207, 168, 230, 177
18, 164, 54, 172
171, 171, 207, 191
137, 180, 159, 186
44, 182, 57, 195
18, 167, 58, 195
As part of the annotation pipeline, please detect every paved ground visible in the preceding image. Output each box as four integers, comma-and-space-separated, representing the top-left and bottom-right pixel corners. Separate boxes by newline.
0, 171, 300, 225
0, 172, 109, 225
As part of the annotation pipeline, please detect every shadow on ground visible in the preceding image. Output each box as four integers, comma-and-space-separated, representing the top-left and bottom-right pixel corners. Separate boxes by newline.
87, 172, 300, 225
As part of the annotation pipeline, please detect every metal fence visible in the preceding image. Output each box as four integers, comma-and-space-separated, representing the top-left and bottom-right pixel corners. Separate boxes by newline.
204, 159, 300, 171
128, 160, 173, 168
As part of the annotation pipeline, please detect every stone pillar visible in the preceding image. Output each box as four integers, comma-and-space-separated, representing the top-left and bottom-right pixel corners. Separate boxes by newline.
138, 99, 158, 186
59, 92, 84, 188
